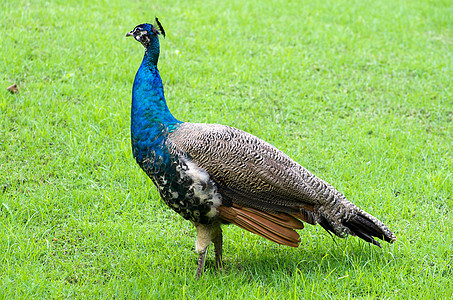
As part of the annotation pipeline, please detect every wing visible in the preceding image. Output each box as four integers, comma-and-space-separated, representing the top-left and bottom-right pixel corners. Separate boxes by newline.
167, 123, 332, 217
166, 122, 397, 247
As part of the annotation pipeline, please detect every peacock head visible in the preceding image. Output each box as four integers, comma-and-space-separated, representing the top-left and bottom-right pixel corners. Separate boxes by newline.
126, 18, 166, 50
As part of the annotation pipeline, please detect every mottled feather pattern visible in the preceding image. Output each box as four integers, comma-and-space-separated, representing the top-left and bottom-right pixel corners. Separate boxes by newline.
168, 124, 329, 215
138, 147, 221, 223
167, 122, 394, 240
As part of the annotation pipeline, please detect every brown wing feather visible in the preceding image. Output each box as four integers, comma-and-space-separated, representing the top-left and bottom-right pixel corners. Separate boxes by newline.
167, 122, 397, 244
218, 204, 302, 247
167, 123, 324, 212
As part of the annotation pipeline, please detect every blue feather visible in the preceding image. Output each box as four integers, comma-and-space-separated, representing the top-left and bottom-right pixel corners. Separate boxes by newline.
129, 24, 181, 168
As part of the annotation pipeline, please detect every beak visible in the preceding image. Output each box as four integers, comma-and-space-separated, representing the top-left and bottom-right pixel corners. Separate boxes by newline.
126, 31, 134, 37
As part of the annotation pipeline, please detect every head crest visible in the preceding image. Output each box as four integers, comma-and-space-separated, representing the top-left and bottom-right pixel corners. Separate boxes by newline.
155, 17, 166, 38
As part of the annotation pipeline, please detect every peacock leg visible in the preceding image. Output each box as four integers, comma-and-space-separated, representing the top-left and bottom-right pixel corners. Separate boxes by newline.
195, 246, 209, 278
213, 230, 223, 271
194, 222, 222, 278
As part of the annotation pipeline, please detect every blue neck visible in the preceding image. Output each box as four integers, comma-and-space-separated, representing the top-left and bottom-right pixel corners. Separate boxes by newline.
131, 49, 181, 162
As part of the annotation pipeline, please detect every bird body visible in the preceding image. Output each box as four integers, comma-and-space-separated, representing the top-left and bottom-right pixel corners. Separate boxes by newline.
126, 20, 396, 277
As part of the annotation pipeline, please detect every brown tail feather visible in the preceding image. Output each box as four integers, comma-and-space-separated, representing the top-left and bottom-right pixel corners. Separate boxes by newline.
218, 205, 303, 247
290, 208, 317, 225
241, 207, 304, 229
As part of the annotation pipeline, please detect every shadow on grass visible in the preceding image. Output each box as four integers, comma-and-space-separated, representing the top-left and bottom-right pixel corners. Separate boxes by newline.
202, 239, 391, 283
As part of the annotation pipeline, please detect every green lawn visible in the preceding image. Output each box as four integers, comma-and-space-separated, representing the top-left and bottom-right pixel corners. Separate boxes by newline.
1, 0, 452, 298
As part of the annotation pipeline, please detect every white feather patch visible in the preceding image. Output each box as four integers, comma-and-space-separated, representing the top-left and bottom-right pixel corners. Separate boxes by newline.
183, 159, 222, 218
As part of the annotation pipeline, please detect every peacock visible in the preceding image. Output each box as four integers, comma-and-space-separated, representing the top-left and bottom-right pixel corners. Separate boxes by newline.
126, 18, 396, 278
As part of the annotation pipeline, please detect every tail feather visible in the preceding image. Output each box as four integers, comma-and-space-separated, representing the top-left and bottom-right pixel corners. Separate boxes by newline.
342, 218, 382, 247
318, 218, 336, 237
342, 212, 396, 247
218, 201, 396, 249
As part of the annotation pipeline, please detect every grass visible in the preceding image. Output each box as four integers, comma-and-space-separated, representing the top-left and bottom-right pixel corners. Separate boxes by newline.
1, 0, 452, 298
